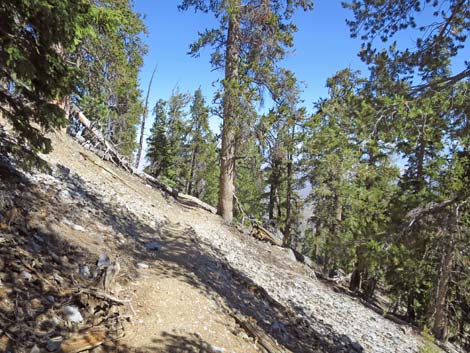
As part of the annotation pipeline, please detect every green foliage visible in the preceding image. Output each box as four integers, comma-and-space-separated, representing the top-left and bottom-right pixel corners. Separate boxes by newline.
146, 89, 219, 205
319, 1, 470, 343
0, 0, 146, 161
419, 328, 441, 353
146, 100, 172, 178
74, 0, 147, 158
303, 69, 399, 284
179, 0, 314, 220
0, 0, 90, 153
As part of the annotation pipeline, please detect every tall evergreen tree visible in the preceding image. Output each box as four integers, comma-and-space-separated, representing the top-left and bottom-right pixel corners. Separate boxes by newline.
73, 0, 147, 158
0, 0, 146, 160
146, 99, 172, 178
186, 88, 209, 195
303, 69, 399, 295
343, 0, 470, 341
0, 0, 91, 154
179, 0, 314, 223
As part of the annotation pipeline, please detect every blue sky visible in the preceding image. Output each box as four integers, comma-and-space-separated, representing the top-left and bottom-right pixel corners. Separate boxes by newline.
132, 1, 366, 134
132, 0, 470, 136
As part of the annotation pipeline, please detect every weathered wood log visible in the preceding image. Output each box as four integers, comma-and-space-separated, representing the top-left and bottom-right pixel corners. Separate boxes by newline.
69, 104, 216, 214
250, 225, 283, 246
232, 313, 291, 353
177, 193, 217, 213
60, 328, 107, 353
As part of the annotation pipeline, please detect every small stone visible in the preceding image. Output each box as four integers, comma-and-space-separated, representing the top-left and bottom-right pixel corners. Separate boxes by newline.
51, 316, 61, 327
46, 295, 55, 303
145, 241, 161, 251
79, 265, 90, 278
71, 224, 86, 232
62, 218, 85, 232
351, 342, 364, 352
97, 253, 110, 269
63, 306, 83, 323
47, 337, 63, 352
20, 270, 33, 282
30, 344, 41, 353
137, 263, 149, 269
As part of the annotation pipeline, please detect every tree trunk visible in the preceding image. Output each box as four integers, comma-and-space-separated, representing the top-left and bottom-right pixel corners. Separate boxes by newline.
187, 145, 199, 195
283, 124, 295, 246
432, 224, 456, 341
217, 2, 240, 223
283, 158, 293, 246
268, 158, 281, 220
135, 65, 157, 169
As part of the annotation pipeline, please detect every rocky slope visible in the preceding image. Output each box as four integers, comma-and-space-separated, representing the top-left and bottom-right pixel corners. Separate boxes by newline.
0, 127, 439, 353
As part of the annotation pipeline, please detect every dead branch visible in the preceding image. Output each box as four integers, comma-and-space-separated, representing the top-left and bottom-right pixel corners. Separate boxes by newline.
406, 196, 469, 227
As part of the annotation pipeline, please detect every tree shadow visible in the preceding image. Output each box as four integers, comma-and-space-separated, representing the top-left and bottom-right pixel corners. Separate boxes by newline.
0, 138, 364, 352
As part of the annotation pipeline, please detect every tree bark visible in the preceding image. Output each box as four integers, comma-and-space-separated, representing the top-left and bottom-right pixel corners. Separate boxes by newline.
283, 124, 295, 246
187, 144, 199, 195
268, 157, 281, 220
135, 65, 157, 169
432, 223, 456, 341
217, 1, 240, 223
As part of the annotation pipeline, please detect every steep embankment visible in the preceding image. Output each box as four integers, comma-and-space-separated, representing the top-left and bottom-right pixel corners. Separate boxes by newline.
1, 127, 432, 352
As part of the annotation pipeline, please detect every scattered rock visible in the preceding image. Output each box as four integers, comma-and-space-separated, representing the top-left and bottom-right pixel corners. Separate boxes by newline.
209, 345, 225, 353
137, 263, 149, 269
350, 342, 364, 352
94, 253, 111, 278
20, 270, 33, 282
30, 345, 41, 353
145, 240, 161, 251
79, 265, 90, 278
63, 218, 86, 232
47, 337, 63, 352
63, 306, 83, 323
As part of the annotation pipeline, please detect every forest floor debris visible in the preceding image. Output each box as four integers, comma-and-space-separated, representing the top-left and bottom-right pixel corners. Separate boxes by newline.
0, 127, 449, 352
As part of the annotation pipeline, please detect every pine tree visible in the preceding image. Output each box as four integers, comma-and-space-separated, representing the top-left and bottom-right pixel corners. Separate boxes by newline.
186, 88, 219, 203
146, 99, 172, 178
74, 0, 147, 158
303, 69, 398, 294
179, 0, 314, 223
0, 0, 92, 154
343, 1, 470, 340
0, 0, 146, 161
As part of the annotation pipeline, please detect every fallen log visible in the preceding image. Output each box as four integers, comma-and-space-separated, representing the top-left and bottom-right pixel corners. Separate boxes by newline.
69, 104, 216, 214
232, 313, 291, 353
250, 225, 283, 247
60, 328, 107, 353
177, 193, 217, 214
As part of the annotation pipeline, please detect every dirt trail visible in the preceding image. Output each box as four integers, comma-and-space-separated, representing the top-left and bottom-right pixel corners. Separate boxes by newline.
0, 127, 434, 352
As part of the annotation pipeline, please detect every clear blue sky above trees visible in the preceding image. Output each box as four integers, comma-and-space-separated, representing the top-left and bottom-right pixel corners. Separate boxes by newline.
133, 1, 366, 133
133, 0, 470, 134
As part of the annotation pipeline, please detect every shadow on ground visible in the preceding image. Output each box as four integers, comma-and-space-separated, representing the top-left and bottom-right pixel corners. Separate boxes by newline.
0, 135, 363, 353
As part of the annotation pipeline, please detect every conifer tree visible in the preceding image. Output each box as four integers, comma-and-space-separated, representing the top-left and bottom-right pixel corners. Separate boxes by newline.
179, 0, 314, 223
74, 0, 147, 158
0, 0, 91, 154
186, 88, 219, 201
341, 0, 470, 340
0, 0, 146, 160
146, 99, 172, 178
